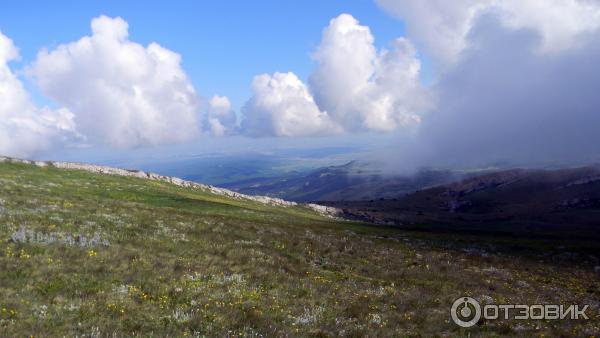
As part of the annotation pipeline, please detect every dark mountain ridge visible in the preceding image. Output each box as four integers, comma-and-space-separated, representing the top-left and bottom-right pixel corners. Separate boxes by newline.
321, 165, 600, 240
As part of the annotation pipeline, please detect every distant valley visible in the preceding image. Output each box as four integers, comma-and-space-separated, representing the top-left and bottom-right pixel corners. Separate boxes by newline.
221, 161, 466, 202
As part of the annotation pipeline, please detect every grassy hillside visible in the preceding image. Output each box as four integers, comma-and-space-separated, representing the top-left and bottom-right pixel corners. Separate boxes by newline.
0, 162, 598, 337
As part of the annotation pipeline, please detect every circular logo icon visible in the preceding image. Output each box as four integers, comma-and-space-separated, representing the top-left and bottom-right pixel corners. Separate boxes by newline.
451, 297, 481, 327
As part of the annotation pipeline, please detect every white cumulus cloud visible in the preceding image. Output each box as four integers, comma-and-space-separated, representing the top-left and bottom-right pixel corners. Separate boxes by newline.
242, 72, 340, 137
30, 15, 202, 148
206, 95, 237, 136
0, 31, 78, 158
242, 14, 427, 137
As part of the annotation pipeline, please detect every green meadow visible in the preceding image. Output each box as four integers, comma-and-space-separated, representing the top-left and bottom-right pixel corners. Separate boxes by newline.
0, 162, 598, 337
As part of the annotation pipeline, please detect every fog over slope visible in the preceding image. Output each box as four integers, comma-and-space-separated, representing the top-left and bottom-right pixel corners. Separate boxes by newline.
411, 16, 600, 169
378, 1, 600, 171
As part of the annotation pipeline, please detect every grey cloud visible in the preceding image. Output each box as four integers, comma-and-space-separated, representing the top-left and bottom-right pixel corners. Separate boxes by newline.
412, 14, 600, 169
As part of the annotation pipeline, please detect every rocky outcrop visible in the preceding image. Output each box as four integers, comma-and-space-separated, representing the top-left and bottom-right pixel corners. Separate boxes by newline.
0, 156, 300, 208
305, 204, 342, 218
565, 175, 600, 187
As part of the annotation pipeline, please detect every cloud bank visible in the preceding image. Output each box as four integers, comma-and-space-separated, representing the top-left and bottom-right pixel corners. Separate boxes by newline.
0, 31, 78, 157
376, 0, 600, 168
242, 14, 428, 137
376, 0, 600, 65
420, 14, 600, 168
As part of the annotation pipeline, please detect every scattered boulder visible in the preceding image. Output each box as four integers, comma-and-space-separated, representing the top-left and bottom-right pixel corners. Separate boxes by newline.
305, 204, 342, 218
10, 227, 110, 247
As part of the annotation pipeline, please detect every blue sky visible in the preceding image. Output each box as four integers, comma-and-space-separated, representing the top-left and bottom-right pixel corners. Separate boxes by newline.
2, 1, 598, 170
0, 0, 410, 111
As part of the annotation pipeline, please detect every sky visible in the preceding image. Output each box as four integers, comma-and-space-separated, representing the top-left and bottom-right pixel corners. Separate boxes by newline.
2, 0, 600, 170
0, 0, 408, 113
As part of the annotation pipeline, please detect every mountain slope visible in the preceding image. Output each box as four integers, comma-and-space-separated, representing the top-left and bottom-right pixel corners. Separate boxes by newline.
323, 166, 600, 239
0, 160, 598, 336
222, 161, 463, 202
